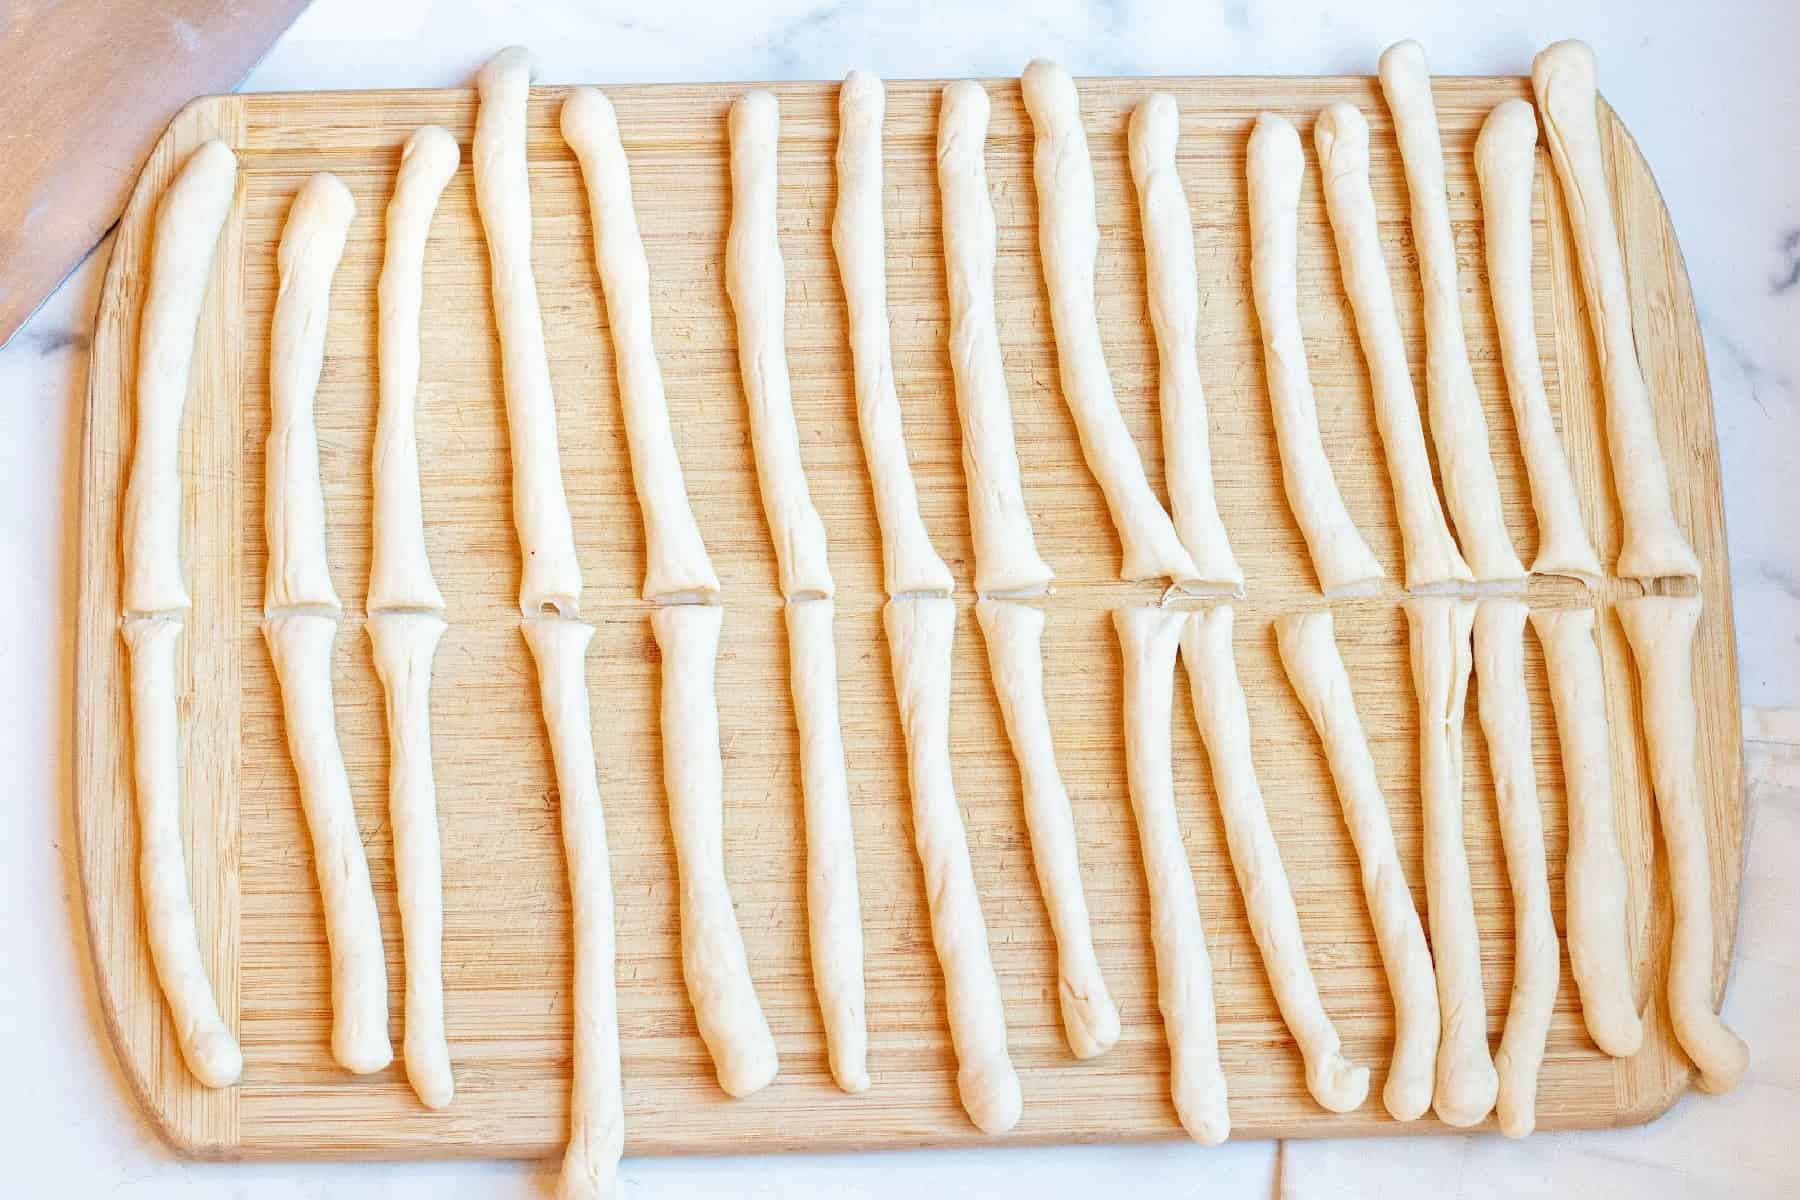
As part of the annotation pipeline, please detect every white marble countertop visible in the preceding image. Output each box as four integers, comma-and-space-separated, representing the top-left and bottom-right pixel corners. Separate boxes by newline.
3, 0, 1794, 1195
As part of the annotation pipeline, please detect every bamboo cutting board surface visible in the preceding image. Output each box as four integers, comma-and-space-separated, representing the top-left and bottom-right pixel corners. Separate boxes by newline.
76, 74, 1742, 1159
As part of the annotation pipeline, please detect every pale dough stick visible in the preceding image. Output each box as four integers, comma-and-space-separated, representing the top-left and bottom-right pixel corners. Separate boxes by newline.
974, 598, 1119, 1060
121, 139, 236, 616
887, 596, 1021, 1133
265, 173, 353, 615
1378, 41, 1526, 585
834, 71, 954, 599
1126, 95, 1243, 596
1533, 41, 1699, 582
369, 126, 457, 613
1616, 595, 1748, 1094
262, 613, 391, 1074
520, 618, 624, 1200
1313, 103, 1473, 594
1246, 113, 1385, 597
1474, 101, 1603, 586
561, 87, 720, 605
121, 615, 242, 1088
787, 596, 868, 1094
474, 47, 583, 618
648, 604, 779, 1097
936, 81, 1053, 598
1116, 606, 1228, 1143
727, 90, 833, 601
1020, 60, 1199, 586
1471, 599, 1560, 1138
1179, 607, 1369, 1114
366, 612, 453, 1109
1274, 611, 1439, 1122
1528, 607, 1642, 1057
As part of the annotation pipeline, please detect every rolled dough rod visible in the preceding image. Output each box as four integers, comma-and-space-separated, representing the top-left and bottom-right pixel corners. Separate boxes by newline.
1126, 94, 1243, 596
121, 138, 236, 616
520, 618, 624, 1200
649, 604, 779, 1098
474, 47, 583, 617
1471, 599, 1559, 1138
265, 173, 353, 616
561, 87, 720, 605
1312, 103, 1473, 594
121, 615, 242, 1088
936, 80, 1053, 598
1275, 611, 1439, 1122
887, 596, 1021, 1133
369, 125, 457, 613
262, 613, 391, 1074
1528, 607, 1642, 1057
1473, 100, 1603, 586
1533, 41, 1700, 581
1020, 60, 1199, 586
1378, 40, 1525, 585
1179, 607, 1369, 1114
1116, 606, 1229, 1144
1247, 113, 1384, 597
1616, 595, 1748, 1094
727, 90, 833, 602
834, 71, 954, 599
974, 598, 1119, 1060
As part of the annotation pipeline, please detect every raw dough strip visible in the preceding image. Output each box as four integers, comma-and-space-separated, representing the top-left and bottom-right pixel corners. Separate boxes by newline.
1247, 113, 1385, 597
263, 613, 392, 1074
1274, 611, 1439, 1122
936, 81, 1053, 598
1127, 95, 1243, 595
474, 47, 583, 617
1313, 103, 1473, 593
1179, 607, 1369, 1114
1528, 607, 1642, 1057
975, 598, 1119, 1060
1471, 600, 1559, 1138
561, 87, 720, 605
888, 596, 1022, 1133
1616, 596, 1748, 1094
1474, 101, 1603, 586
122, 138, 237, 616
1532, 41, 1699, 582
1020, 60, 1199, 586
1115, 606, 1228, 1143
834, 71, 954, 599
649, 604, 779, 1098
1378, 41, 1526, 585
727, 90, 833, 601
521, 618, 625, 1200
121, 615, 243, 1088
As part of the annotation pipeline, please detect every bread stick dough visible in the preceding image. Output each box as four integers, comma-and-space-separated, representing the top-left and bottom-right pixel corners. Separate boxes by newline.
1127, 95, 1243, 596
936, 81, 1053, 598
834, 71, 954, 599
474, 47, 583, 617
1533, 42, 1699, 582
1616, 595, 1747, 1093
1180, 607, 1368, 1114
561, 87, 721, 605
1247, 113, 1384, 597
1313, 103, 1473, 594
122, 139, 236, 616
1378, 41, 1525, 585
974, 597, 1119, 1060
1275, 611, 1439, 1122
1474, 101, 1603, 586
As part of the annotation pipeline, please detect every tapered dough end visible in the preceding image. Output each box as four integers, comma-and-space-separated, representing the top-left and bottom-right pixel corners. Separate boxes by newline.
556, 1130, 622, 1200
1581, 995, 1645, 1059
477, 45, 536, 97
1248, 111, 1303, 185
1377, 38, 1430, 95
716, 1042, 780, 1099
1129, 93, 1179, 164
730, 89, 779, 143
1432, 1061, 1499, 1128
560, 85, 619, 148
958, 1053, 1023, 1134
1306, 1052, 1371, 1114
829, 1046, 872, 1095
841, 67, 882, 116
1019, 58, 1078, 125
1174, 1074, 1232, 1146
1059, 978, 1122, 1060
334, 1023, 396, 1076
1495, 1056, 1535, 1139
1475, 98, 1539, 178
185, 1028, 244, 1089
1382, 1070, 1433, 1123
291, 171, 356, 234
940, 78, 991, 139
1532, 39, 1598, 105
402, 124, 461, 185
1312, 102, 1369, 177
405, 1037, 455, 1110
1691, 1027, 1750, 1095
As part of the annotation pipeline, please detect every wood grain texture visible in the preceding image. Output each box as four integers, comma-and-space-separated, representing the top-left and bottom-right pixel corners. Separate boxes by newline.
75, 75, 1742, 1159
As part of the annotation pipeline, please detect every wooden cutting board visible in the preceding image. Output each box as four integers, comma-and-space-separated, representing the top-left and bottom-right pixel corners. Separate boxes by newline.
75, 74, 1742, 1160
